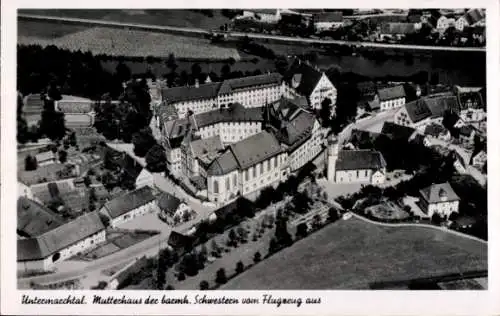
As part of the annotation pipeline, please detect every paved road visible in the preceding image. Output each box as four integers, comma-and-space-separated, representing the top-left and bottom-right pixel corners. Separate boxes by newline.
18, 14, 486, 52
338, 108, 398, 144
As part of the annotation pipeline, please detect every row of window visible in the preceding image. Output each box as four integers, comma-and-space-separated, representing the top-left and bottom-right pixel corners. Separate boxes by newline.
243, 157, 280, 181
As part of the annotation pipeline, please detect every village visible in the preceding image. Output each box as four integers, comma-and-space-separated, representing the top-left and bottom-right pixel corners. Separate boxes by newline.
16, 9, 487, 291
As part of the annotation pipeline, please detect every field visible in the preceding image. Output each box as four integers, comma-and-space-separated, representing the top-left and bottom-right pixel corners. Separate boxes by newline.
18, 163, 67, 185
223, 217, 487, 289
19, 9, 232, 30
18, 22, 241, 60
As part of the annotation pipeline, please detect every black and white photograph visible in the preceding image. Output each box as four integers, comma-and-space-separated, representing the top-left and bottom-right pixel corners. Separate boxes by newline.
1, 2, 499, 315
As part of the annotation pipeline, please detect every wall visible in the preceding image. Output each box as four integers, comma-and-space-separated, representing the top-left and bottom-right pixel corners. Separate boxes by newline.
371, 170, 386, 184
57, 230, 107, 261
335, 169, 374, 183
310, 73, 337, 110
207, 169, 240, 204
428, 200, 460, 218
288, 122, 323, 171
380, 97, 405, 111
198, 121, 262, 144
110, 201, 157, 227
17, 257, 52, 273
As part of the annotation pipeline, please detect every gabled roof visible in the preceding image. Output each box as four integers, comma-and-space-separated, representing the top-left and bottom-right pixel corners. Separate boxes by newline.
17, 197, 64, 237
458, 125, 476, 137
161, 82, 221, 104
229, 131, 282, 170
403, 99, 432, 123
193, 104, 264, 128
419, 182, 460, 204
18, 211, 105, 261
188, 135, 224, 159
167, 231, 195, 251
456, 89, 485, 111
218, 73, 282, 95
335, 150, 386, 171
377, 85, 406, 101
118, 154, 143, 181
35, 151, 55, 162
464, 8, 485, 25
424, 123, 448, 137
157, 192, 183, 215
423, 94, 458, 117
102, 186, 156, 219
380, 22, 416, 35
380, 122, 416, 141
273, 110, 316, 151
206, 150, 239, 176
284, 60, 324, 97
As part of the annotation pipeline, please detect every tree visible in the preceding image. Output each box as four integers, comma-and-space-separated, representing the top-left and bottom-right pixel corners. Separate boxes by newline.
199, 280, 209, 290
211, 239, 221, 256
269, 237, 279, 253
237, 226, 247, 242
253, 251, 262, 263
24, 155, 37, 171
228, 228, 237, 246
145, 144, 167, 172
215, 268, 227, 284
311, 214, 323, 230
58, 150, 68, 163
156, 257, 166, 289
132, 128, 157, 157
98, 213, 110, 227
191, 63, 202, 79
83, 175, 91, 187
166, 53, 177, 71
221, 64, 231, 80
320, 98, 332, 127
116, 62, 132, 84
177, 272, 186, 281
431, 213, 443, 225
295, 222, 309, 240
235, 261, 244, 274
274, 56, 289, 75
328, 207, 339, 222
68, 132, 77, 147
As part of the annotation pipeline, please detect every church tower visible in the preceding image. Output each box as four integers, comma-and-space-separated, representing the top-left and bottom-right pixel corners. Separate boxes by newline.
327, 139, 339, 183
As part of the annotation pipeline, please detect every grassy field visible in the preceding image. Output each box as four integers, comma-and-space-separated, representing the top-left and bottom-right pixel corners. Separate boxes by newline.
18, 24, 241, 60
223, 217, 487, 289
19, 9, 231, 30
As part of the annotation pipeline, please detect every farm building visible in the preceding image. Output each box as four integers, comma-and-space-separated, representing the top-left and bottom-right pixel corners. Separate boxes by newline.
157, 192, 190, 224
373, 85, 406, 112
17, 197, 64, 238
17, 211, 106, 273
99, 186, 157, 227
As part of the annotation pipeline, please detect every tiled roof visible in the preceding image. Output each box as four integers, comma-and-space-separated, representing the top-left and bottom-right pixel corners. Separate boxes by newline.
273, 110, 316, 151
193, 104, 264, 129
284, 60, 324, 97
35, 151, 55, 162
335, 150, 386, 171
17, 197, 64, 237
419, 182, 460, 204
403, 99, 432, 123
23, 94, 45, 114
206, 150, 239, 176
380, 122, 416, 141
380, 22, 416, 35
157, 192, 182, 215
218, 73, 282, 95
423, 94, 458, 117
377, 85, 406, 101
464, 8, 485, 25
456, 89, 485, 111
189, 135, 224, 159
167, 231, 194, 250
18, 211, 105, 261
229, 131, 282, 170
161, 82, 221, 104
102, 186, 155, 219
164, 118, 190, 148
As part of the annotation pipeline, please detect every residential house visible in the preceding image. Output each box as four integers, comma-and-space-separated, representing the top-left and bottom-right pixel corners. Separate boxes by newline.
206, 131, 288, 205
436, 15, 456, 33
17, 197, 64, 238
117, 154, 154, 188
452, 150, 468, 173
239, 9, 282, 23
161, 117, 191, 177
157, 192, 190, 224
17, 211, 106, 273
379, 23, 416, 40
160, 73, 284, 117
424, 123, 451, 141
418, 182, 460, 219
314, 12, 344, 31
455, 8, 485, 31
327, 144, 387, 185
394, 94, 458, 128
374, 85, 406, 111
99, 186, 157, 227
35, 151, 56, 166
283, 59, 337, 112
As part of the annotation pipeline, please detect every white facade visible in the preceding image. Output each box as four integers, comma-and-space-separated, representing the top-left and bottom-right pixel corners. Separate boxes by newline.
18, 257, 52, 273
315, 21, 344, 31
197, 121, 262, 144
309, 73, 337, 111
334, 168, 386, 184
108, 201, 158, 227
460, 108, 486, 123
288, 121, 324, 171
159, 202, 191, 224
426, 200, 459, 218
18, 182, 34, 200
207, 152, 289, 205
436, 16, 455, 33
376, 95, 406, 111
166, 147, 183, 177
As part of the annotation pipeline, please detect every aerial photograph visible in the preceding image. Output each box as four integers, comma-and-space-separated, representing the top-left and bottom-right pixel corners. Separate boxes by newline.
16, 8, 487, 290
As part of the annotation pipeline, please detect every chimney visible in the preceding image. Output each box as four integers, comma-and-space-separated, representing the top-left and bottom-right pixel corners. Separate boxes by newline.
195, 79, 199, 88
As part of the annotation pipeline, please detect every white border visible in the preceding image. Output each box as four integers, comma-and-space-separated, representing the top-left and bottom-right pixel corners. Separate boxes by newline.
2, 0, 499, 315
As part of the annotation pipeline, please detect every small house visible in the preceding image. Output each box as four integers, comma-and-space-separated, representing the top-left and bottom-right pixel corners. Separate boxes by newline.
157, 192, 190, 224
35, 151, 56, 166
418, 182, 460, 219
374, 85, 406, 111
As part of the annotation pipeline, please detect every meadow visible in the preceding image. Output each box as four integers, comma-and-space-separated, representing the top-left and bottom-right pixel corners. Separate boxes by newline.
223, 217, 487, 289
